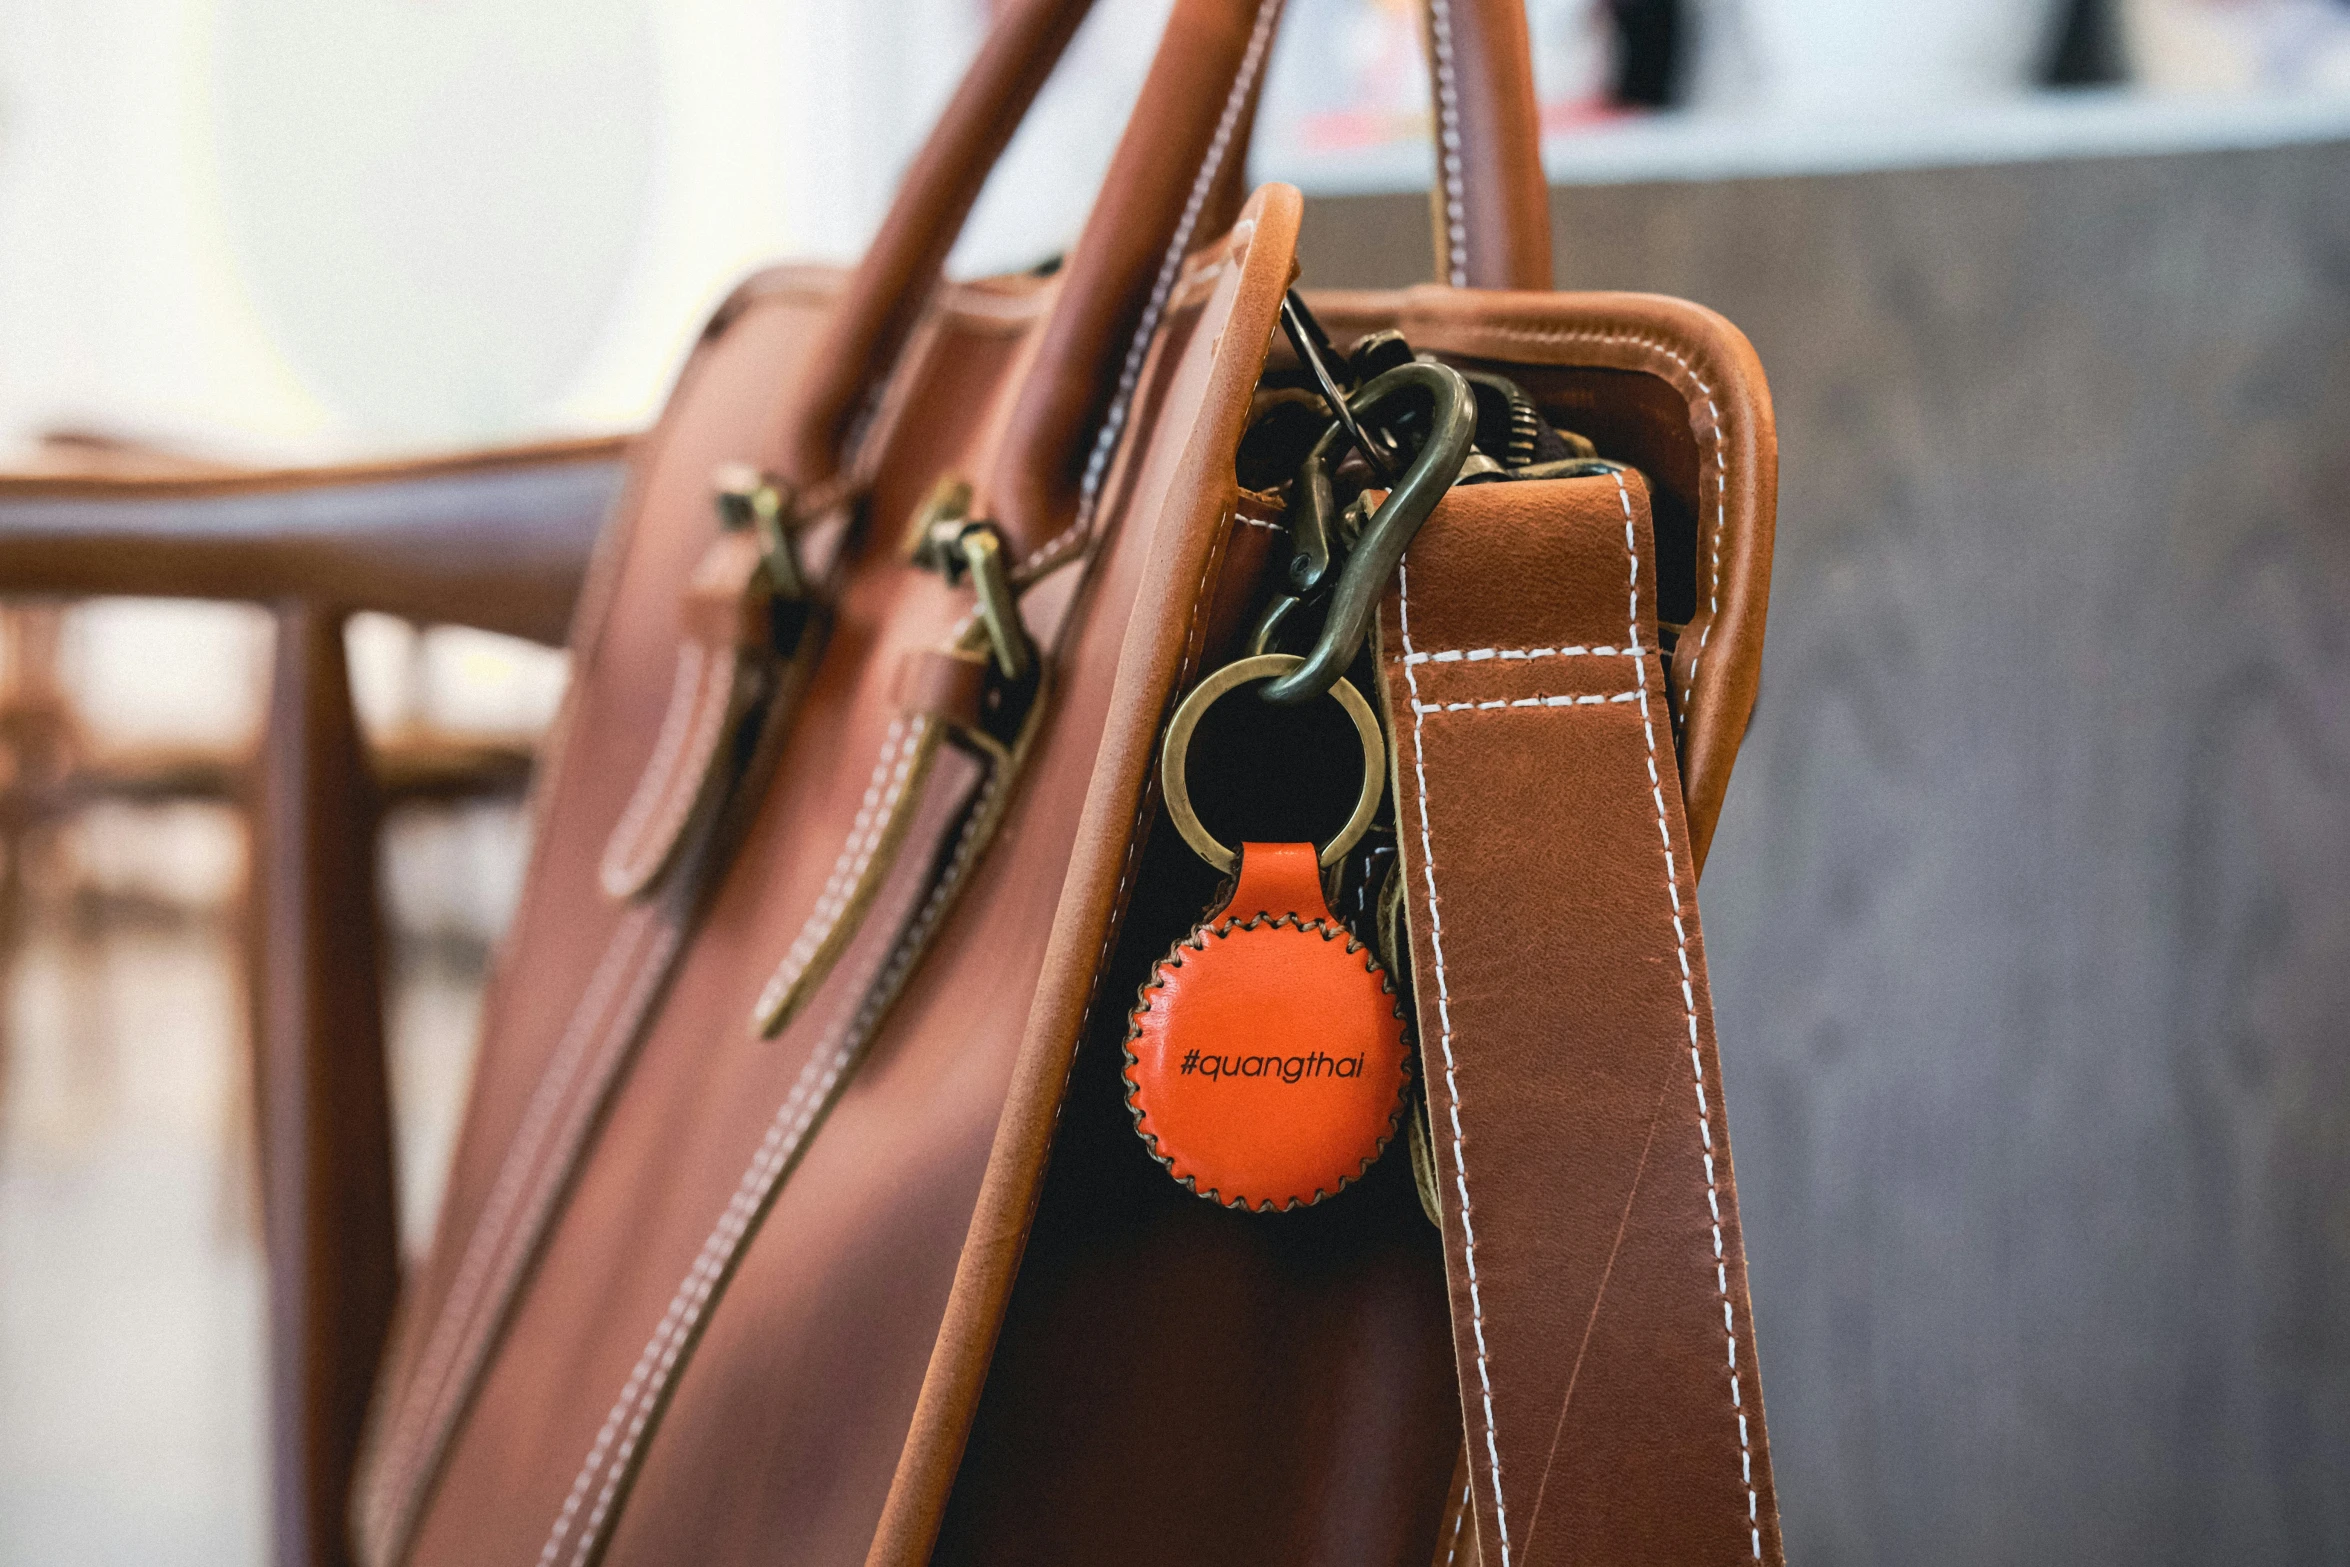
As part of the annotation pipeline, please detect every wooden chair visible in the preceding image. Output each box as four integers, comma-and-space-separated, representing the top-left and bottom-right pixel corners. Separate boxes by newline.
0, 436, 626, 1567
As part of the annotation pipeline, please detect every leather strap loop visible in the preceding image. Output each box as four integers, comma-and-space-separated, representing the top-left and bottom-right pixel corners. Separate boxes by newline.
893, 648, 991, 733
597, 530, 788, 901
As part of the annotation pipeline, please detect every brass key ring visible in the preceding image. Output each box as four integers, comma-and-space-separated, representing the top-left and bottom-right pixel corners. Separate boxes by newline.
1160, 653, 1385, 874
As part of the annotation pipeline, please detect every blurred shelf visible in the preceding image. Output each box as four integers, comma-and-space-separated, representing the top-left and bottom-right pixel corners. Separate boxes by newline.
1263, 87, 2350, 194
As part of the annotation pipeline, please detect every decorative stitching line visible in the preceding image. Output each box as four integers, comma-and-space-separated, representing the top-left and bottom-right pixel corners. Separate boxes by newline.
1017, 0, 1284, 581
1398, 559, 1511, 1567
751, 717, 920, 1022
371, 614, 814, 1558
542, 758, 1009, 1567
1405, 644, 1644, 665
538, 723, 934, 1564
1611, 469, 1759, 1561
1426, 0, 1468, 288
361, 898, 662, 1553
1444, 1477, 1470, 1567
1454, 323, 1732, 733
539, 1031, 847, 1567
1411, 690, 1639, 714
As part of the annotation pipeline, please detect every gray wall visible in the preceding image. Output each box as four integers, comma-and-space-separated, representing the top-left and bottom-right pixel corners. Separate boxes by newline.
1300, 140, 2350, 1566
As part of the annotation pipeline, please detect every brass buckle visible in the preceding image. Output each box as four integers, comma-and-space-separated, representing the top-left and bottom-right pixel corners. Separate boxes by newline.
907, 476, 1035, 683
712, 463, 808, 600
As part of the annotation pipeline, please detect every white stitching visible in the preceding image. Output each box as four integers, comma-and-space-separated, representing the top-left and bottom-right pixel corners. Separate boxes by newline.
1443, 1477, 1470, 1567
1398, 559, 1510, 1567
1411, 690, 1638, 713
543, 743, 1004, 1567
1427, 0, 1469, 288
751, 717, 918, 1022
1612, 469, 1759, 1560
362, 900, 662, 1550
1453, 324, 1731, 733
1405, 644, 1643, 664
542, 1031, 850, 1567
552, 720, 937, 1565
1017, 0, 1285, 581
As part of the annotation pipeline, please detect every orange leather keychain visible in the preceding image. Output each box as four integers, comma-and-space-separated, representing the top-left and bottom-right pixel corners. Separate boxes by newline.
1125, 655, 1412, 1212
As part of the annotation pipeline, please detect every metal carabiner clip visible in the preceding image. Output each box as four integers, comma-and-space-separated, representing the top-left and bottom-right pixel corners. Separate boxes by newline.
1253, 359, 1476, 706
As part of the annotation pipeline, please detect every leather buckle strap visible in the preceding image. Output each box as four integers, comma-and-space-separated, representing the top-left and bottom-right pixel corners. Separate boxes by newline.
598, 472, 821, 901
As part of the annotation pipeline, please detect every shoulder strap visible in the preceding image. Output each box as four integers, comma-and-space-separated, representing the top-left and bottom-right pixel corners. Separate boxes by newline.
1375, 473, 1785, 1567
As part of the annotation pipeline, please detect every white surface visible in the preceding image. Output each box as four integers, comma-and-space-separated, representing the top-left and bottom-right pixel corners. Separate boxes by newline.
0, 915, 498, 1562
0, 927, 266, 1567
1682, 0, 2054, 114
1259, 85, 2350, 193
0, 0, 1192, 461
2121, 0, 2350, 95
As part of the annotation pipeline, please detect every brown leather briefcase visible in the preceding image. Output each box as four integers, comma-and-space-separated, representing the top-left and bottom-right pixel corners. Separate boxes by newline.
351, 2, 1786, 1563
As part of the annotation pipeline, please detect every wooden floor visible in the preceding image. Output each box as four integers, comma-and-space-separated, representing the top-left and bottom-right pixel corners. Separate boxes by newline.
1303, 137, 2350, 1565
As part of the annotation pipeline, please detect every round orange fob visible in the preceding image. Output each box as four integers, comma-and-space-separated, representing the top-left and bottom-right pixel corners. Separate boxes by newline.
1125, 841, 1411, 1212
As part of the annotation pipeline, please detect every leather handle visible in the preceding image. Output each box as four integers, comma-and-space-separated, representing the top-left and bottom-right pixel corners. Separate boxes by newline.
982, 0, 1278, 558
982, 0, 1551, 556
1425, 0, 1553, 289
783, 0, 1550, 516
779, 0, 1095, 491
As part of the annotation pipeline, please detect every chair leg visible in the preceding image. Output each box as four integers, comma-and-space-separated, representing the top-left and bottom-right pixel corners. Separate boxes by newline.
253, 600, 400, 1567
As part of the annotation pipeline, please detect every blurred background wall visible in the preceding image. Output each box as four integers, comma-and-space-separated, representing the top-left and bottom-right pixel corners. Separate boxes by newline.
1, 1, 2347, 1563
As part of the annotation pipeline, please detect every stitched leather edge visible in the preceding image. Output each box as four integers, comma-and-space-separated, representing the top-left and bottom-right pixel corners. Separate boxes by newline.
597, 643, 740, 900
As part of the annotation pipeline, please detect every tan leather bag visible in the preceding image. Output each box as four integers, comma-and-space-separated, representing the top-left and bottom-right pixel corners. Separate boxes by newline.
349, 2, 1787, 1564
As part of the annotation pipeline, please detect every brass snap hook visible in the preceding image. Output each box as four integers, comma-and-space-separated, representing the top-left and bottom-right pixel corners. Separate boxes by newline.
1255, 359, 1476, 706
1160, 653, 1386, 875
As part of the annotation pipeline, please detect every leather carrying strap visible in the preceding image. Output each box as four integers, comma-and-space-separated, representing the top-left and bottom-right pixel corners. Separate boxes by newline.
777, 0, 1097, 490
1376, 475, 1784, 1567
982, 0, 1552, 557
